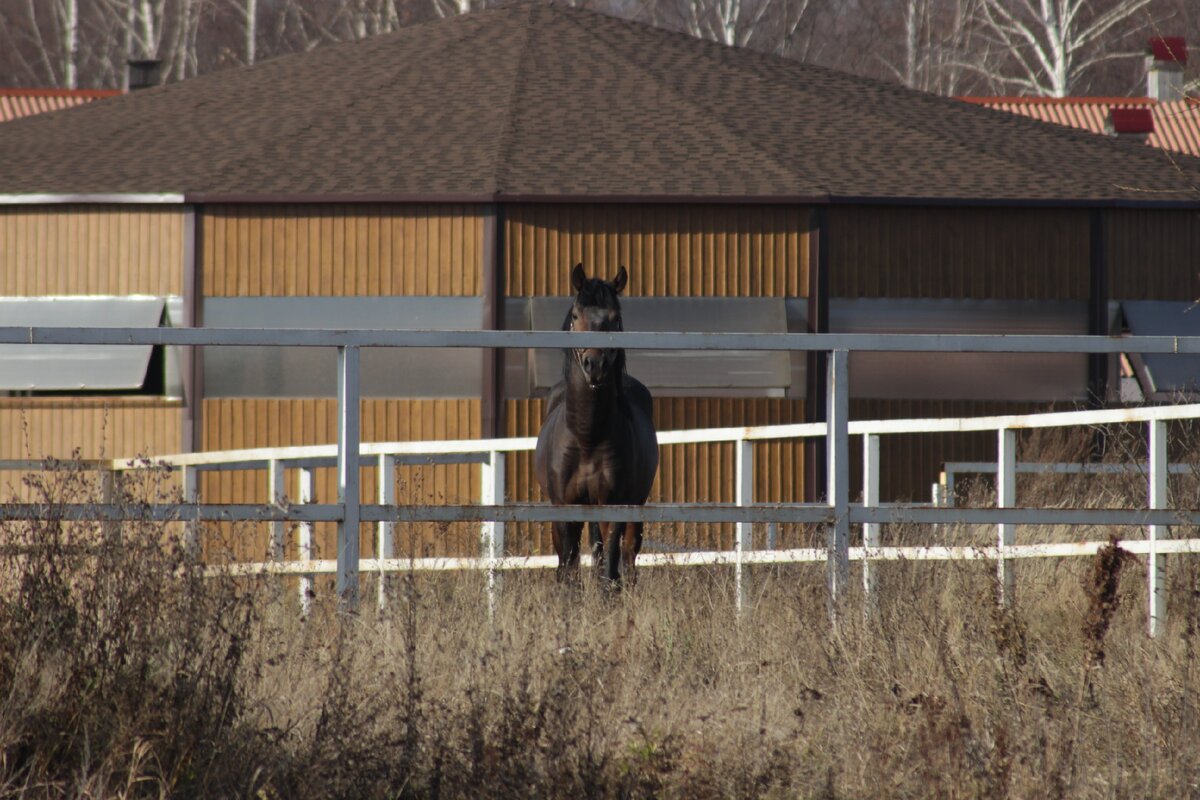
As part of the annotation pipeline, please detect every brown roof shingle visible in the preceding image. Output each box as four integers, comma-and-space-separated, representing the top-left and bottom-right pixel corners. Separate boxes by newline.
1, 1, 1199, 204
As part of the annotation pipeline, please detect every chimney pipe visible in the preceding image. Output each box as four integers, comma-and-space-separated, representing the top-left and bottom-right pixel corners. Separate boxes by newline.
126, 59, 161, 91
1146, 37, 1187, 102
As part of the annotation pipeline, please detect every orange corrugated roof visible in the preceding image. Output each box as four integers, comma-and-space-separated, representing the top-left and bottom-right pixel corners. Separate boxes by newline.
0, 88, 121, 123
960, 96, 1200, 157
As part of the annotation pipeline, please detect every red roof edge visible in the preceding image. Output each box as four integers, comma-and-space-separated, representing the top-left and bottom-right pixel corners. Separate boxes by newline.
0, 88, 122, 98
1109, 107, 1155, 134
1148, 37, 1187, 65
958, 95, 1157, 106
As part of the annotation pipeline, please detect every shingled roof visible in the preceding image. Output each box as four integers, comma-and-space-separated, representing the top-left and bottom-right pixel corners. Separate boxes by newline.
2, 1, 1199, 204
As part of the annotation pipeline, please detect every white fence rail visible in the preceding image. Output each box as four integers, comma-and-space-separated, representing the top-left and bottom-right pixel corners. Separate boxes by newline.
2, 326, 1200, 635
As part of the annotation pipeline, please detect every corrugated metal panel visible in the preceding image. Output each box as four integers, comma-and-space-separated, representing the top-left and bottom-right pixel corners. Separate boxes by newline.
198, 398, 479, 564
201, 204, 484, 297
504, 397, 806, 555
0, 89, 118, 123
1109, 208, 1200, 300
828, 206, 1090, 300
965, 97, 1200, 156
0, 399, 182, 501
505, 204, 809, 298
0, 296, 163, 390
0, 205, 183, 295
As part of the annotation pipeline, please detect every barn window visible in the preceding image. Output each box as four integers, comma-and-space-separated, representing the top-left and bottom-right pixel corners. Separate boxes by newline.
1121, 301, 1200, 401
0, 296, 182, 398
830, 298, 1094, 402
510, 297, 793, 398
200, 296, 484, 398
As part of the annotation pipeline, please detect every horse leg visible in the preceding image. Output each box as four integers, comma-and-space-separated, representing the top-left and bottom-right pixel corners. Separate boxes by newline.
554, 521, 584, 583
621, 521, 642, 586
589, 521, 604, 578
603, 521, 622, 586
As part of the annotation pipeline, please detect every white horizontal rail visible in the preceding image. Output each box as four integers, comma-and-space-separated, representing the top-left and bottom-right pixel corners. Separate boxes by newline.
4, 502, 1197, 527
3, 326, 1200, 354
213, 537, 1200, 577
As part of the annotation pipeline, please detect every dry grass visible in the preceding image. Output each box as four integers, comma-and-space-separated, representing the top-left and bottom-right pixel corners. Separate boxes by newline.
1, 426, 1199, 798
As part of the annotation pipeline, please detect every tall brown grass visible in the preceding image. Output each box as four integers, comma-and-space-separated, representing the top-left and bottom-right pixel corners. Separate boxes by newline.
1, 424, 1198, 798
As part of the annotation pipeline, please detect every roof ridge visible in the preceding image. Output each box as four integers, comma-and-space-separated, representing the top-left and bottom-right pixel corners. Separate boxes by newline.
490, 2, 539, 195
570, 9, 818, 194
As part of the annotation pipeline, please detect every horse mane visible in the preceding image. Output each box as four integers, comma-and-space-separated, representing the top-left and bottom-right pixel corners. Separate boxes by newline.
560, 275, 627, 387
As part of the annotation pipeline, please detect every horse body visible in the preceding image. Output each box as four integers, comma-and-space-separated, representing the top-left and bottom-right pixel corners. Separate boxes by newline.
534, 264, 658, 584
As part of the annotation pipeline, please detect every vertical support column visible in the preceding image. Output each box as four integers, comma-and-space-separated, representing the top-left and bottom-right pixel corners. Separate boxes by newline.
862, 433, 880, 613
735, 437, 754, 614
481, 450, 506, 619
336, 345, 361, 611
1148, 419, 1168, 638
377, 454, 396, 613
826, 350, 850, 622
804, 207, 829, 503
99, 466, 119, 543
298, 467, 315, 617
997, 428, 1017, 605
268, 458, 285, 561
182, 465, 200, 560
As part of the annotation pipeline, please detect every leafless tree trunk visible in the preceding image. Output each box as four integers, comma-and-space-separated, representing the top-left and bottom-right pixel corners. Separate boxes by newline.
970, 0, 1155, 96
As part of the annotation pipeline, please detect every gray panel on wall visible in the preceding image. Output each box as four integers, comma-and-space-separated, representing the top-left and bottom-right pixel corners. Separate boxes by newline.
523, 297, 791, 396
202, 297, 483, 398
831, 298, 1090, 401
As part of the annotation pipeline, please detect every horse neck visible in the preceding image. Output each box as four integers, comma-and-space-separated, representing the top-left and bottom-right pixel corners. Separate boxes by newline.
565, 367, 620, 446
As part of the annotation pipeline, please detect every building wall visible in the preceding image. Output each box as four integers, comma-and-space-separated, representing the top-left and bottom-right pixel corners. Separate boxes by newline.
1108, 208, 1200, 300
0, 204, 183, 295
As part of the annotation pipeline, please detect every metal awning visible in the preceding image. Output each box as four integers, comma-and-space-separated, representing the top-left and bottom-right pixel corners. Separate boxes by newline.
525, 297, 791, 396
1123, 301, 1200, 400
0, 296, 163, 390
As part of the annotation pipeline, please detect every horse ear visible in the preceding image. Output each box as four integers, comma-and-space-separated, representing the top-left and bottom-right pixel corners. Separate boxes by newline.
571, 263, 587, 292
611, 266, 628, 294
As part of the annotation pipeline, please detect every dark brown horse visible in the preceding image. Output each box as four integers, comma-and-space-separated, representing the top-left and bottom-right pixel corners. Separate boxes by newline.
535, 263, 659, 585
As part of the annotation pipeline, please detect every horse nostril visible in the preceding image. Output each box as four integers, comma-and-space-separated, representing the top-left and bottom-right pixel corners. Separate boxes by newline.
582, 354, 595, 373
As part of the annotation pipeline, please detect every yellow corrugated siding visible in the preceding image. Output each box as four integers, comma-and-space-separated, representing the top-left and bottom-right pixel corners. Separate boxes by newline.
198, 398, 480, 563
201, 204, 485, 297
828, 206, 1090, 299
0, 205, 183, 296
505, 204, 808, 297
1108, 208, 1200, 300
0, 400, 183, 501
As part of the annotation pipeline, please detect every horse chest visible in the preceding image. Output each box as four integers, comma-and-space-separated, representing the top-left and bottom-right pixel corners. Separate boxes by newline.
564, 446, 619, 503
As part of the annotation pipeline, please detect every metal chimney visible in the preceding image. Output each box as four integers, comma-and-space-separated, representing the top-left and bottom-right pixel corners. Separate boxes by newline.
126, 59, 161, 91
1106, 108, 1154, 142
1146, 37, 1187, 102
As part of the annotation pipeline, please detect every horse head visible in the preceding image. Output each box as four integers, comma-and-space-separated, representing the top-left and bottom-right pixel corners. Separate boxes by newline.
563, 263, 628, 391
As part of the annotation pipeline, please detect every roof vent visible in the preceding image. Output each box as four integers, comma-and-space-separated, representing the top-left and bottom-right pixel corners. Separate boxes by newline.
1107, 107, 1154, 139
126, 59, 161, 91
1146, 37, 1187, 102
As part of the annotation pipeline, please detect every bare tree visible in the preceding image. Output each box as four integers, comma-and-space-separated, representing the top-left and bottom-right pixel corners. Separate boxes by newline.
969, 0, 1156, 96
871, 0, 984, 94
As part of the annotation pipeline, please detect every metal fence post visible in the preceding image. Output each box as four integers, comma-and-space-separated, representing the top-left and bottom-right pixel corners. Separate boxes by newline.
182, 465, 200, 561
336, 345, 361, 611
377, 454, 396, 613
298, 467, 315, 616
480, 449, 506, 618
268, 458, 285, 561
997, 428, 1017, 605
827, 349, 850, 623
1149, 419, 1168, 638
862, 433, 880, 614
735, 437, 753, 614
